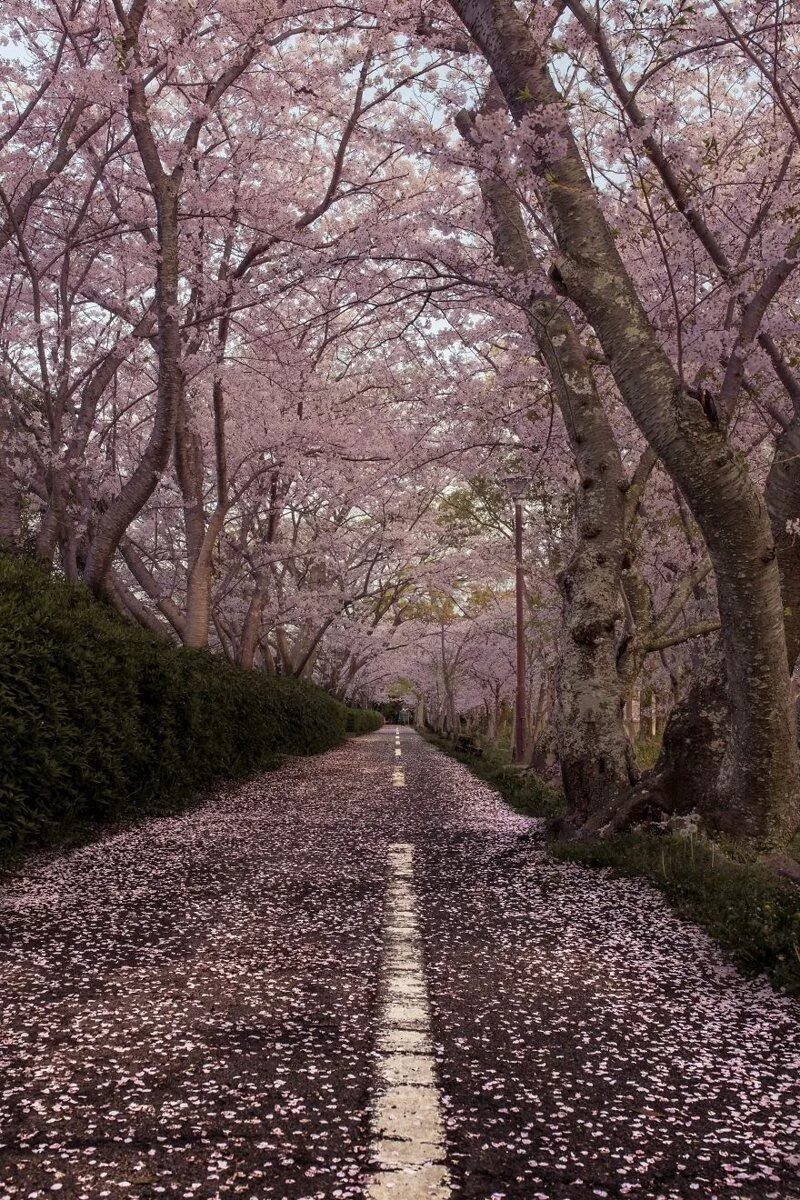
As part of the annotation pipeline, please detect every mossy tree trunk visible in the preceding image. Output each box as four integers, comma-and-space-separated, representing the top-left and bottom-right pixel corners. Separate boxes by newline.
448, 0, 800, 849
457, 85, 633, 825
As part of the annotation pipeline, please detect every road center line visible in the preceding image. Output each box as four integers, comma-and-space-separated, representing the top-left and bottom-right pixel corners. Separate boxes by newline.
366, 844, 451, 1199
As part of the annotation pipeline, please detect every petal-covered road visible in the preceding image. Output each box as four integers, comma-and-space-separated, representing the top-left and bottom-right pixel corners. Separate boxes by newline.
1, 729, 798, 1200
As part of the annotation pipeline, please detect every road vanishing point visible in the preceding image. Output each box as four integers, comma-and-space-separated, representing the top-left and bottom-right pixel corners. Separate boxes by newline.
1, 728, 798, 1200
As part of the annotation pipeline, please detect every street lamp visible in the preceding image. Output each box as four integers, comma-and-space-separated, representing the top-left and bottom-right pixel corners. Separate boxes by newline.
503, 474, 528, 764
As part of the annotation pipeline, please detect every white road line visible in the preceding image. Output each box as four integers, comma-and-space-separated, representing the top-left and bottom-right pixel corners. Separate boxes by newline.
392, 766, 406, 788
366, 844, 451, 1199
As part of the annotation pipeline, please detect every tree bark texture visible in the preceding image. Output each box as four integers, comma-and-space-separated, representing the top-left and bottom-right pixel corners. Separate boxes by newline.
83, 182, 182, 593
583, 647, 729, 839
457, 89, 633, 824
765, 415, 800, 670
448, 0, 800, 848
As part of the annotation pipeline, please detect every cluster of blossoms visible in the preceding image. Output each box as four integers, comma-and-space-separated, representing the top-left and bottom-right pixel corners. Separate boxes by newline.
1, 0, 799, 839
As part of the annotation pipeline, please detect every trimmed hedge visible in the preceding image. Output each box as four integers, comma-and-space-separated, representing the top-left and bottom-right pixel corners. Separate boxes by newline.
346, 707, 384, 733
0, 554, 350, 859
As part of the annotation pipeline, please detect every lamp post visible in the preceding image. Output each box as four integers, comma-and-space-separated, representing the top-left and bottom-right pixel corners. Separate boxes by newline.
504, 474, 527, 764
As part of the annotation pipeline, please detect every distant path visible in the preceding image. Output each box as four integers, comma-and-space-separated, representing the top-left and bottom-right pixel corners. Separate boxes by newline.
1, 728, 798, 1199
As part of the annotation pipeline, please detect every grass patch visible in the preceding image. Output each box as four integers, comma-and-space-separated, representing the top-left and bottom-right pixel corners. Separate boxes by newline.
550, 833, 800, 996
634, 735, 662, 770
422, 731, 565, 819
423, 730, 799, 996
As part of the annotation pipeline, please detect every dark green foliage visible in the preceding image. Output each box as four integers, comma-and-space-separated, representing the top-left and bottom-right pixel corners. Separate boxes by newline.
345, 707, 384, 733
550, 833, 800, 996
0, 554, 349, 860
423, 731, 565, 819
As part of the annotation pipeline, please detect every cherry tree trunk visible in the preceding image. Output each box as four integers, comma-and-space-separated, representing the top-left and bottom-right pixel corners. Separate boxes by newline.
175, 400, 227, 651
457, 93, 632, 824
448, 0, 800, 848
83, 183, 182, 593
183, 558, 213, 650
583, 647, 729, 838
35, 467, 67, 564
765, 415, 800, 670
556, 539, 633, 824
0, 465, 20, 547
0, 401, 20, 548
238, 587, 267, 670
540, 298, 634, 819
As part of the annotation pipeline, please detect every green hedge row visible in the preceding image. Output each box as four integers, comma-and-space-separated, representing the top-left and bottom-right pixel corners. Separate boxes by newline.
0, 554, 367, 859
346, 707, 384, 733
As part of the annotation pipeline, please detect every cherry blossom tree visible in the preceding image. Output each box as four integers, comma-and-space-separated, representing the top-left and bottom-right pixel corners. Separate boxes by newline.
440, 0, 800, 847
3, 0, 800, 852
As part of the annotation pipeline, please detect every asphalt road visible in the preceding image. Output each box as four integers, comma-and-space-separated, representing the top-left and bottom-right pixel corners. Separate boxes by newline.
1, 727, 798, 1200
